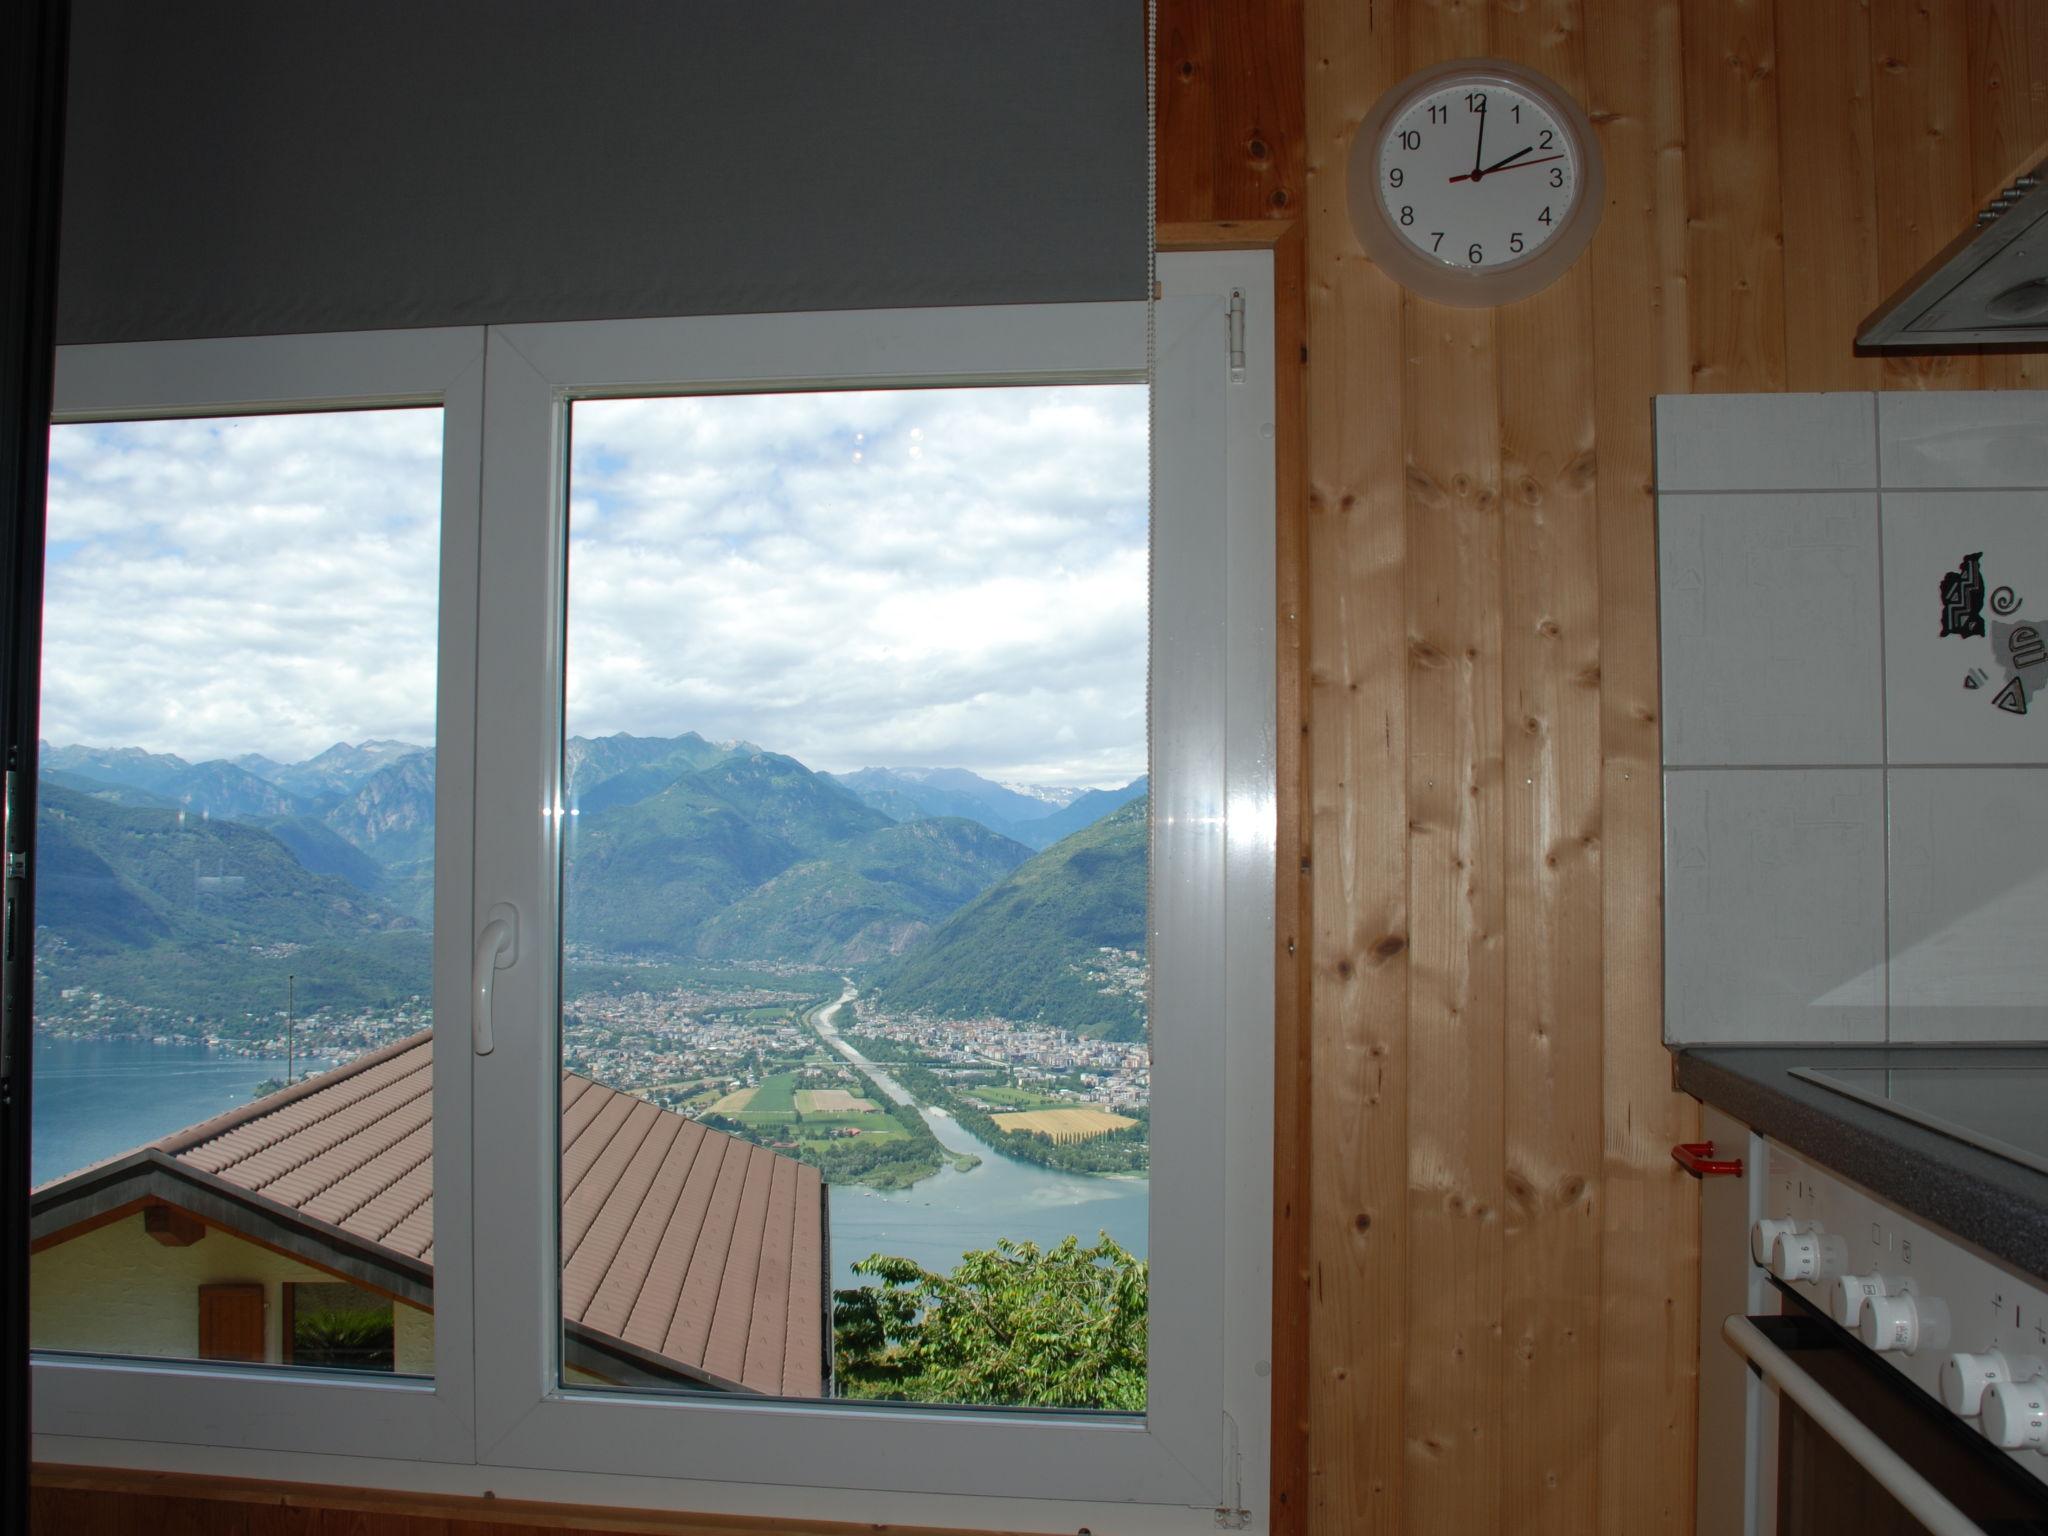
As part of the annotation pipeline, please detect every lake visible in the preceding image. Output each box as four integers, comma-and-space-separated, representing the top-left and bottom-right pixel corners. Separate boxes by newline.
30, 1034, 1151, 1295
30, 1034, 333, 1187
827, 1103, 1149, 1293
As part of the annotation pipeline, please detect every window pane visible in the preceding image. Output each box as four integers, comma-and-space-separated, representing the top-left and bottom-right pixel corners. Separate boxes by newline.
558, 386, 1150, 1409
30, 409, 442, 1376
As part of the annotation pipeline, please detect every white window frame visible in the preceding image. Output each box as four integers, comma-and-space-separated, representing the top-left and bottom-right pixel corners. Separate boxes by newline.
32, 325, 487, 1465
33, 250, 1276, 1535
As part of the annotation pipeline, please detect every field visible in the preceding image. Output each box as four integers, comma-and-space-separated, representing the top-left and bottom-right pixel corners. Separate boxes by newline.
990, 1106, 1137, 1144
795, 1088, 878, 1114
970, 1084, 1066, 1109
712, 1071, 799, 1122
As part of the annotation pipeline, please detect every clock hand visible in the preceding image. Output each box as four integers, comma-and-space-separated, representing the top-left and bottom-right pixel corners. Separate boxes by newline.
1446, 152, 1563, 185
1471, 100, 1487, 180
1479, 144, 1536, 176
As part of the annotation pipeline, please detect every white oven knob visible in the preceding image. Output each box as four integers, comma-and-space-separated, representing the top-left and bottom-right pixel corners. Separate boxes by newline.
1943, 1351, 2016, 1416
1752, 1217, 1801, 1265
1770, 1230, 1845, 1284
1859, 1293, 1950, 1355
1832, 1273, 1887, 1328
1980, 1379, 2048, 1452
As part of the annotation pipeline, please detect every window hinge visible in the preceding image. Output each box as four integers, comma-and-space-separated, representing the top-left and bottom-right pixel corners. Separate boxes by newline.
1215, 1410, 1250, 1529
1226, 288, 1247, 385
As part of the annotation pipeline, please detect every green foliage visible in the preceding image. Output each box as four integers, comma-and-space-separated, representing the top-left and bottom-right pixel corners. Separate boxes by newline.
291, 1305, 395, 1368
888, 1063, 1149, 1176
863, 798, 1149, 1041
833, 1234, 1146, 1409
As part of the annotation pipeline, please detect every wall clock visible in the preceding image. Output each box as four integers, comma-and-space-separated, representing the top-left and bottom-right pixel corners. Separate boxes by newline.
1346, 58, 1605, 307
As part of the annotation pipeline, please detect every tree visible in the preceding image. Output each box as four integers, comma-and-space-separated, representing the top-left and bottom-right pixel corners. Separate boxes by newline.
832, 1233, 1145, 1409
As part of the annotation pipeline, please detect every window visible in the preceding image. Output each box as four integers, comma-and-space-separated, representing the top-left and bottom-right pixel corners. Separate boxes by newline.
33, 252, 1275, 1532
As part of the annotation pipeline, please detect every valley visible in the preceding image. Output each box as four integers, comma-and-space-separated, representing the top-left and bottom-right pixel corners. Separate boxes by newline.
31, 730, 1153, 1192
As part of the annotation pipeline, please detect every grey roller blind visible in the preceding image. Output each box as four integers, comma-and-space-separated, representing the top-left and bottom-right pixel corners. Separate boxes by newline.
56, 2, 1147, 344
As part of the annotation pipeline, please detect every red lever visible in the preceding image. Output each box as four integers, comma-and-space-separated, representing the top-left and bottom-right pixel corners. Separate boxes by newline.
1671, 1141, 1743, 1178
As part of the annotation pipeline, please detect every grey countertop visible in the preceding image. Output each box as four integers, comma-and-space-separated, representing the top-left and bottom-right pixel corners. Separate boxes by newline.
1674, 1044, 2048, 1284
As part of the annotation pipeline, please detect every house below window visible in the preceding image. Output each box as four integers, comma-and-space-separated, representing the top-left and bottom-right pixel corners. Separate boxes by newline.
29, 1033, 827, 1393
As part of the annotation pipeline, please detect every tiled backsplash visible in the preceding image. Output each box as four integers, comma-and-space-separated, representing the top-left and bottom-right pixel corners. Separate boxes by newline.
1658, 391, 2048, 1044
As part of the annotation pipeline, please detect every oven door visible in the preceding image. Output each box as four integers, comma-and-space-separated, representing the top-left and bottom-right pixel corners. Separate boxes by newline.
1727, 1304, 2048, 1536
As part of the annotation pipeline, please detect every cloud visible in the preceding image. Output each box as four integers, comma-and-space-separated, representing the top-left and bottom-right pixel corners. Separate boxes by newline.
566, 386, 1149, 786
43, 410, 443, 763
42, 384, 1151, 787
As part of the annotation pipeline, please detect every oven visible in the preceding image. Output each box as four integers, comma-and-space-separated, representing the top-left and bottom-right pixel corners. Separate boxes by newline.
1695, 1107, 2048, 1536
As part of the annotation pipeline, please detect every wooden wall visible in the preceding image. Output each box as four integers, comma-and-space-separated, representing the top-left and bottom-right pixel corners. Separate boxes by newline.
1257, 2, 2048, 1535
35, 4, 2048, 1535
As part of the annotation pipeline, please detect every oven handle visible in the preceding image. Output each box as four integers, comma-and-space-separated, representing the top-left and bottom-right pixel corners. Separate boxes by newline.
1723, 1315, 1988, 1536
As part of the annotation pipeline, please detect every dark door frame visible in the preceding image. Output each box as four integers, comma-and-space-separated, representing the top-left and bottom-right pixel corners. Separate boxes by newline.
1, 0, 68, 1524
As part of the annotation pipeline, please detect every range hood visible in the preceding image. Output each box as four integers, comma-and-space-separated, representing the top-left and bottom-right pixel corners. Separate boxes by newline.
1860, 143, 2048, 350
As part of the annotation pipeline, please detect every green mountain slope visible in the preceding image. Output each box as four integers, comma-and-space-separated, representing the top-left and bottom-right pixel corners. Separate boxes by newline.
865, 798, 1149, 1040
693, 816, 1031, 964
34, 781, 428, 1020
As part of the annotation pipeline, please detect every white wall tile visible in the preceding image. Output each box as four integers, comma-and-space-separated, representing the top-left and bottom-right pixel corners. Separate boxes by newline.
1664, 769, 1887, 1043
1656, 393, 1876, 492
1880, 392, 2048, 489
1659, 492, 1883, 765
1883, 490, 2048, 764
1889, 768, 2048, 1042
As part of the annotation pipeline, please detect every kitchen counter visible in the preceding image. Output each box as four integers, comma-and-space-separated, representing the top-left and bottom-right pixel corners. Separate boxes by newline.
1675, 1045, 2048, 1284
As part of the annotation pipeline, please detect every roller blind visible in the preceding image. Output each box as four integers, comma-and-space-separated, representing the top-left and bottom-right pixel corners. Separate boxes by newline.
56, 2, 1147, 344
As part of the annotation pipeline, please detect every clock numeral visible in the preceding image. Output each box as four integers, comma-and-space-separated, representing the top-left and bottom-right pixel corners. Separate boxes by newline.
1465, 91, 1486, 113
1399, 205, 1414, 226
1539, 206, 1553, 225
1540, 128, 1555, 149
1509, 232, 1524, 254
1550, 166, 1565, 187
1399, 129, 1421, 151
1431, 232, 1444, 252
1468, 242, 1483, 265
1429, 104, 1448, 124
1387, 166, 1404, 188
1512, 103, 1522, 123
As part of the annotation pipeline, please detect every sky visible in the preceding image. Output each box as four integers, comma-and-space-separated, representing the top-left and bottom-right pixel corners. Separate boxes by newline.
43, 385, 1149, 788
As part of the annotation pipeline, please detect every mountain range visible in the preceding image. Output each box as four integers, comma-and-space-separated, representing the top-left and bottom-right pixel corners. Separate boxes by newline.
33, 735, 1149, 1037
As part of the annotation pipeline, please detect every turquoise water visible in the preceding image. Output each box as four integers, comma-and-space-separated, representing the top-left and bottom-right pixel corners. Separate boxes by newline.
827, 1104, 1149, 1293
30, 1035, 331, 1187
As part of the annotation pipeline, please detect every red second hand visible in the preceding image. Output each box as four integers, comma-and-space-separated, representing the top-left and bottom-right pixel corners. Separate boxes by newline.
1447, 153, 1564, 185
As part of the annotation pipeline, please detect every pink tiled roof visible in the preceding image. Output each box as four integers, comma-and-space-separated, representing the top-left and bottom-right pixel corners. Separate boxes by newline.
152, 1033, 823, 1396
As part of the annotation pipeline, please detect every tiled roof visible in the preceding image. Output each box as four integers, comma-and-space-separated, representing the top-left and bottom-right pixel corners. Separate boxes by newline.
152, 1033, 823, 1396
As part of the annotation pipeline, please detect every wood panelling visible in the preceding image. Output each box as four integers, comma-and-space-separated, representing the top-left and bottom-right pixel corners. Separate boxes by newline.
1282, 2, 2048, 1536
37, 6, 2048, 1536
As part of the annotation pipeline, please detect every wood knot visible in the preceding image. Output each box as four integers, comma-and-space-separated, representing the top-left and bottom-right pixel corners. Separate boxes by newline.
1537, 618, 1561, 640
1248, 137, 1269, 161
1354, 1212, 1371, 1232
1369, 932, 1407, 963
1271, 188, 1290, 209
1409, 635, 1449, 669
1334, 957, 1354, 979
1179, 60, 1196, 80
1560, 1174, 1589, 1205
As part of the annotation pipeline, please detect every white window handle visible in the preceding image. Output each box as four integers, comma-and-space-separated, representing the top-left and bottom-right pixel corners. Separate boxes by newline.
1722, 1315, 1988, 1536
472, 903, 518, 1056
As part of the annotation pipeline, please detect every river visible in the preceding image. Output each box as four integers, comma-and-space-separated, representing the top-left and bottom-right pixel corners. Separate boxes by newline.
810, 985, 1150, 1292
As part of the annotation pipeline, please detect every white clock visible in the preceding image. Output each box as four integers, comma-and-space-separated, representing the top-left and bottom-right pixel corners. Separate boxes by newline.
1346, 59, 1604, 307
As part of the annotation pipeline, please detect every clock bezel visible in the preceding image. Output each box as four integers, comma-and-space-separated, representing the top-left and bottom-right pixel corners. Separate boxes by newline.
1346, 57, 1606, 308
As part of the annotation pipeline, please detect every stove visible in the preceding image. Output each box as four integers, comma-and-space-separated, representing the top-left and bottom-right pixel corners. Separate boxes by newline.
1792, 1062, 2048, 1179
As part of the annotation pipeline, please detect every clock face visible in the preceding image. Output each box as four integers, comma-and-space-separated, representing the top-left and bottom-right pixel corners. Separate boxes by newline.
1375, 78, 1578, 273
